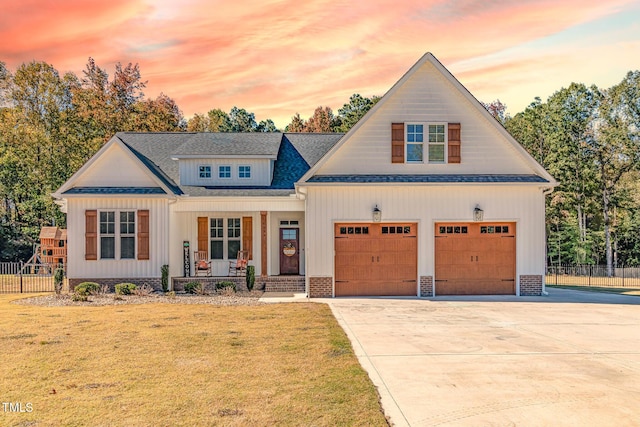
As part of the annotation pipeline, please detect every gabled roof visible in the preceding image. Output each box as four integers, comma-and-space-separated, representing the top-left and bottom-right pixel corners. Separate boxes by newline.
56, 132, 343, 199
298, 52, 557, 186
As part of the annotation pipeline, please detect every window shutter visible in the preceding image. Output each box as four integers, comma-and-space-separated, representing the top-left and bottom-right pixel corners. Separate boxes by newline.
85, 210, 97, 260
448, 123, 461, 163
242, 216, 253, 260
391, 123, 405, 163
137, 210, 150, 260
197, 217, 208, 257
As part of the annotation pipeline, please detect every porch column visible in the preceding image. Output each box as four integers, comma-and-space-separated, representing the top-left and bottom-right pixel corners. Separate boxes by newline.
261, 211, 267, 277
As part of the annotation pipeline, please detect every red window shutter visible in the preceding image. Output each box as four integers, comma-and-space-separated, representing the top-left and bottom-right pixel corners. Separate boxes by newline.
242, 217, 253, 260
85, 210, 97, 260
197, 217, 208, 257
448, 123, 461, 163
391, 123, 405, 163
137, 210, 150, 260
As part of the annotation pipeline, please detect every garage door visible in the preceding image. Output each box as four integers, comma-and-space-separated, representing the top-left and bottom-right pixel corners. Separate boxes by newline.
335, 223, 417, 296
435, 223, 515, 295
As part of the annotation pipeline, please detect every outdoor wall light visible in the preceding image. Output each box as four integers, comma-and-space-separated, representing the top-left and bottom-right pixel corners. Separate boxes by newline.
372, 205, 382, 222
473, 205, 484, 222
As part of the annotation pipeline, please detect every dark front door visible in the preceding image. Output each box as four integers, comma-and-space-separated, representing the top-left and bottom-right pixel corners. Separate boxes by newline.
280, 228, 299, 275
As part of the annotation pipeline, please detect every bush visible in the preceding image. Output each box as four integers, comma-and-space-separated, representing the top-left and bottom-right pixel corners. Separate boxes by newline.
54, 268, 64, 295
184, 281, 200, 294
133, 284, 154, 296
74, 282, 100, 296
115, 283, 137, 295
161, 264, 169, 292
216, 281, 236, 292
246, 265, 255, 291
71, 293, 88, 302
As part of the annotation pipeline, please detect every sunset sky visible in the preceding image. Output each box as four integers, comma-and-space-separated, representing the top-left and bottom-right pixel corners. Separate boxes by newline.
1, 0, 639, 128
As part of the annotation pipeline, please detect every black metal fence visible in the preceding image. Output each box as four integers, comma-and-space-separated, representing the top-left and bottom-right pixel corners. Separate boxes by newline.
0, 262, 65, 293
546, 264, 640, 288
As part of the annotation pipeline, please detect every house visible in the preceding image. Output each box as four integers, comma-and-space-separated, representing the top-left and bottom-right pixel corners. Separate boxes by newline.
53, 53, 557, 297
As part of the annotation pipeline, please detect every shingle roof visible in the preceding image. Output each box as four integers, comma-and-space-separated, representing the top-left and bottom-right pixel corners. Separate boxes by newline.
172, 132, 282, 157
306, 174, 550, 183
63, 187, 167, 195
111, 132, 342, 197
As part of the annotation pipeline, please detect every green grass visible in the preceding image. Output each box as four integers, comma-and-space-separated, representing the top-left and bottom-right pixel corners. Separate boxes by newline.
0, 294, 388, 426
547, 284, 640, 296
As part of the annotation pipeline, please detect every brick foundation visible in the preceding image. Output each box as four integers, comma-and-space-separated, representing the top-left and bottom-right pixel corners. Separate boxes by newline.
69, 278, 162, 292
309, 276, 332, 298
172, 276, 247, 292
172, 275, 305, 293
420, 276, 434, 297
261, 276, 305, 293
519, 275, 543, 296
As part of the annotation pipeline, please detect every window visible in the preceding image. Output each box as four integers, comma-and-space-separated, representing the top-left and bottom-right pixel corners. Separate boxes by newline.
406, 124, 423, 162
100, 211, 115, 259
218, 165, 231, 179
428, 124, 446, 163
210, 217, 241, 260
120, 211, 135, 259
238, 165, 251, 179
405, 123, 447, 163
99, 211, 135, 259
199, 165, 211, 179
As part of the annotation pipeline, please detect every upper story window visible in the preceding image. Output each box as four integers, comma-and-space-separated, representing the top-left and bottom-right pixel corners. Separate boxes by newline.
405, 123, 447, 163
406, 124, 424, 162
238, 165, 251, 179
199, 165, 212, 179
218, 165, 231, 179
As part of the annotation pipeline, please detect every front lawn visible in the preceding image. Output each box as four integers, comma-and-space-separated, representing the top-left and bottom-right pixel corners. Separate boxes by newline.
0, 294, 388, 426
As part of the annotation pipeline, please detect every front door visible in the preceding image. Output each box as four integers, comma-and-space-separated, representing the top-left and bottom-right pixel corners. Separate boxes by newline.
280, 228, 299, 275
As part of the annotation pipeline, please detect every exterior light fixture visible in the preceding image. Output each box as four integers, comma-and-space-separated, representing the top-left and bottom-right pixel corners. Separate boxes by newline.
473, 205, 484, 222
372, 205, 382, 222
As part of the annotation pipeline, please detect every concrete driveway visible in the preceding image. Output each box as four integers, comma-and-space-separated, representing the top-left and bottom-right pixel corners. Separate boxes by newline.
326, 288, 640, 426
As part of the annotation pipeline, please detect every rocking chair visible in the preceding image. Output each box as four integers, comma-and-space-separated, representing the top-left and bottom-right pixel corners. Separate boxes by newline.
229, 250, 249, 276
194, 251, 211, 277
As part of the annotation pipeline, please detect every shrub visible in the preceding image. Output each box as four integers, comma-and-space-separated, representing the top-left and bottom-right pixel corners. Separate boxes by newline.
246, 265, 255, 291
166, 291, 176, 299
54, 268, 64, 295
115, 283, 137, 295
71, 293, 88, 302
133, 284, 154, 296
161, 264, 169, 292
74, 282, 100, 296
184, 281, 200, 294
216, 281, 236, 292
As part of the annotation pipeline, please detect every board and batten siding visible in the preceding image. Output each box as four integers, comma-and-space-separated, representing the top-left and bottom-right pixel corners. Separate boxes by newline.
74, 143, 159, 188
66, 198, 170, 279
179, 158, 272, 186
304, 185, 546, 291
316, 61, 534, 176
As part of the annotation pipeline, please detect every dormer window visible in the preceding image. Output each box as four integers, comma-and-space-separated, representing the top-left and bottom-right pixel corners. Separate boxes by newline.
199, 165, 212, 179
403, 123, 447, 164
406, 124, 424, 162
218, 165, 231, 179
427, 124, 446, 163
238, 165, 251, 179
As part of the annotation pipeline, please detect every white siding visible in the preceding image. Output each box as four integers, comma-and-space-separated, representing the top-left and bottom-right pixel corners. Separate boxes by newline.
75, 143, 159, 187
179, 158, 271, 186
66, 198, 170, 279
172, 197, 304, 213
317, 61, 535, 176
304, 185, 546, 294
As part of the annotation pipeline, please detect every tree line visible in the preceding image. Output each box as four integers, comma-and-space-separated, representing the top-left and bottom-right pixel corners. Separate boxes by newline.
1, 58, 639, 270
0, 58, 380, 260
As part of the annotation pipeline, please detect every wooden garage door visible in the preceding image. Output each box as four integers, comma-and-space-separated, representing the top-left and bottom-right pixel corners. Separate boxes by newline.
335, 223, 417, 296
435, 223, 516, 295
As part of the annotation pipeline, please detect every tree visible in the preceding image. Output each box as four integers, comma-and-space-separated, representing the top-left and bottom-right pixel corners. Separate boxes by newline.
285, 113, 306, 132
305, 106, 335, 132
257, 118, 279, 132
336, 94, 380, 132
207, 108, 231, 132
228, 106, 257, 132
481, 99, 509, 125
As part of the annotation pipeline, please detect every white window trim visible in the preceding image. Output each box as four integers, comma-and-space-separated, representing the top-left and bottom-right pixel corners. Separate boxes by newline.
198, 164, 212, 179
218, 165, 232, 179
238, 165, 251, 179
405, 122, 448, 164
98, 209, 137, 261
209, 216, 242, 260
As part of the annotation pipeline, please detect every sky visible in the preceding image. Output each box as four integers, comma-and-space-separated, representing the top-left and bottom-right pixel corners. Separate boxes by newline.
1, 0, 639, 128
